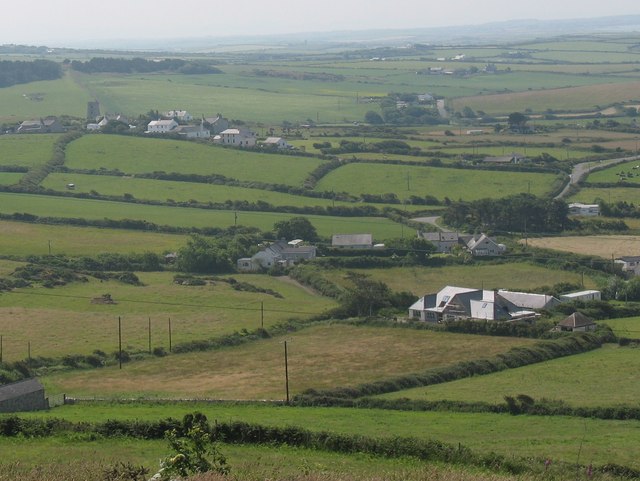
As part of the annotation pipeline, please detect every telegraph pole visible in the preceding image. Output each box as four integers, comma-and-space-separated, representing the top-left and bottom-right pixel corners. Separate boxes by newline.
284, 340, 290, 404
118, 316, 122, 369
168, 317, 172, 352
261, 301, 264, 329
148, 317, 152, 354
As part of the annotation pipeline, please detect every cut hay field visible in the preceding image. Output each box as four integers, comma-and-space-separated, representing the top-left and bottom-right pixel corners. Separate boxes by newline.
0, 133, 59, 167
323, 263, 597, 296
41, 325, 534, 399
315, 163, 560, 201
452, 81, 640, 115
0, 272, 337, 360
0, 192, 405, 240
65, 135, 323, 186
0, 219, 187, 256
525, 235, 640, 258
26, 402, 640, 469
377, 344, 639, 408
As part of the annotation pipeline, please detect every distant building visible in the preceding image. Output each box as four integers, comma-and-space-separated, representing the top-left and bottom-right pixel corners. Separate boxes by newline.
164, 110, 193, 122
214, 128, 257, 147
497, 290, 561, 310
175, 123, 210, 139
420, 231, 460, 254
204, 115, 230, 135
17, 117, 65, 134
331, 234, 373, 249
262, 137, 293, 149
483, 153, 527, 164
237, 239, 316, 272
0, 378, 48, 413
419, 232, 505, 257
559, 290, 601, 302
568, 203, 600, 216
86, 100, 100, 121
553, 312, 597, 332
615, 256, 640, 276
146, 119, 178, 134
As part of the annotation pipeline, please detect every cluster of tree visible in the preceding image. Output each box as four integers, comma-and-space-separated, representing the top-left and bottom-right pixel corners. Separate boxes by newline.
364, 94, 441, 126
442, 193, 571, 233
70, 57, 221, 74
176, 233, 261, 274
0, 60, 62, 88
599, 200, 640, 218
335, 272, 416, 318
318, 139, 421, 156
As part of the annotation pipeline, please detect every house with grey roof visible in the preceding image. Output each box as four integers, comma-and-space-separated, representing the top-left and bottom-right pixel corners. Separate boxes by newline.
419, 231, 505, 256
237, 239, 316, 272
146, 119, 178, 134
214, 128, 257, 147
261, 137, 293, 150
419, 231, 460, 254
17, 117, 66, 134
615, 256, 640, 276
497, 290, 561, 310
464, 234, 507, 257
553, 312, 597, 332
0, 378, 48, 413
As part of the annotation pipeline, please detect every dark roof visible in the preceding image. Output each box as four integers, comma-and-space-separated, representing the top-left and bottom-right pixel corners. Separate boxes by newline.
0, 378, 44, 402
557, 312, 596, 328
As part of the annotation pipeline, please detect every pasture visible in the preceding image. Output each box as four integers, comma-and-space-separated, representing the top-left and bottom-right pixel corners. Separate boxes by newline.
0, 133, 59, 167
569, 186, 640, 204
0, 272, 337, 360
0, 219, 186, 256
314, 163, 561, 201
0, 172, 23, 185
600, 316, 640, 338
586, 158, 640, 184
525, 235, 640, 259
322, 263, 597, 296
377, 344, 639, 408
0, 192, 406, 239
41, 325, 534, 399
65, 135, 323, 187
22, 402, 640, 469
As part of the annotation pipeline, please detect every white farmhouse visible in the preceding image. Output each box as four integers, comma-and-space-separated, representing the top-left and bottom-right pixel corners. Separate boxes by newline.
214, 128, 257, 147
147, 119, 178, 134
262, 137, 293, 149
164, 110, 193, 122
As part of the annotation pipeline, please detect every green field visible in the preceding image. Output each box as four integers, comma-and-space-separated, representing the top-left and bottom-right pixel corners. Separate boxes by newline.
600, 316, 640, 337
315, 163, 561, 201
0, 172, 23, 185
41, 325, 533, 398
65, 135, 323, 186
0, 192, 405, 240
0, 133, 59, 167
569, 186, 640, 204
585, 158, 640, 183
0, 272, 337, 360
377, 345, 638, 408
20, 402, 640, 469
322, 263, 597, 296
0, 219, 187, 256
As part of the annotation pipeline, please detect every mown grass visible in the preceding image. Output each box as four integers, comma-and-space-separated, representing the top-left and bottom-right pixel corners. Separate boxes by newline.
0, 133, 60, 167
0, 172, 23, 185
600, 316, 640, 338
40, 325, 534, 399
377, 344, 639, 407
0, 192, 405, 240
322, 263, 596, 296
0, 219, 186, 256
65, 135, 323, 187
315, 163, 560, 201
21, 402, 640, 469
525, 235, 640, 259
0, 272, 337, 360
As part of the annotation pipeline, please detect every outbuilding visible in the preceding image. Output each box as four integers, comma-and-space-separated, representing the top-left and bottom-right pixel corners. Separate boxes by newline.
0, 378, 49, 413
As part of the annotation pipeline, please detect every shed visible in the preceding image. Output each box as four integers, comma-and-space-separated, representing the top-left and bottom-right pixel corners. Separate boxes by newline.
0, 378, 48, 413
553, 312, 597, 332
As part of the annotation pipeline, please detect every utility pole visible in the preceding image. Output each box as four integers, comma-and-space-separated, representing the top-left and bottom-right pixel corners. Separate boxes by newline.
0, 335, 2, 363
284, 340, 290, 404
148, 317, 152, 354
261, 301, 264, 329
118, 316, 122, 369
168, 317, 173, 353
48, 240, 51, 255
28, 341, 31, 361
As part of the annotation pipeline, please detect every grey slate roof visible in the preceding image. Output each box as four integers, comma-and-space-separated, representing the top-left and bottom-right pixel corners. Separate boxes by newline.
0, 378, 44, 402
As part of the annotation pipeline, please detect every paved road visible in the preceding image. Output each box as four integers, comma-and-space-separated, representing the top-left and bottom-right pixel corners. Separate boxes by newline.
554, 155, 639, 199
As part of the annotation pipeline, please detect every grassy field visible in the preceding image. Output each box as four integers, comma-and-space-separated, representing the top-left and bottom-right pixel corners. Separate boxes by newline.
377, 344, 638, 407
0, 272, 337, 360
0, 219, 187, 256
525, 235, 640, 258
65, 135, 323, 187
21, 402, 640, 469
0, 133, 59, 167
0, 172, 23, 185
0, 192, 405, 240
315, 163, 561, 201
569, 186, 640, 204
600, 316, 640, 338
321, 263, 597, 296
586, 158, 640, 184
41, 325, 534, 399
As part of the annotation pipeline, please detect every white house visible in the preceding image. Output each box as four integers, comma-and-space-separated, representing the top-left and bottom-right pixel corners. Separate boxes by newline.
464, 234, 506, 257
237, 239, 316, 272
175, 124, 210, 139
568, 203, 600, 216
215, 128, 257, 147
147, 119, 178, 134
164, 110, 193, 122
262, 137, 293, 149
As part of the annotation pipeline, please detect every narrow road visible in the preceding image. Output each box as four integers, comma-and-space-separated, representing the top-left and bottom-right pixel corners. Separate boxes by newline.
555, 155, 639, 200
411, 216, 451, 232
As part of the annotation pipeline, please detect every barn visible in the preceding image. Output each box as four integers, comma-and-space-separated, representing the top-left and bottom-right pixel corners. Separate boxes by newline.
0, 378, 49, 413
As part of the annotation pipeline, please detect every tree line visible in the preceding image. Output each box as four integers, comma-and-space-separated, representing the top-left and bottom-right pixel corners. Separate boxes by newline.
0, 60, 62, 88
70, 57, 222, 74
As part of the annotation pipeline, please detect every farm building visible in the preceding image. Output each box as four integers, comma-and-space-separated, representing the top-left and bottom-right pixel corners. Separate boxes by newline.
237, 239, 316, 272
16, 117, 66, 134
204, 115, 230, 134
261, 137, 293, 149
560, 290, 601, 302
420, 231, 460, 254
408, 286, 537, 322
0, 378, 48, 413
331, 234, 373, 249
568, 203, 600, 216
553, 312, 597, 332
146, 119, 178, 133
497, 290, 561, 310
163, 110, 193, 122
419, 232, 505, 257
175, 123, 210, 139
483, 153, 527, 164
615, 256, 640, 276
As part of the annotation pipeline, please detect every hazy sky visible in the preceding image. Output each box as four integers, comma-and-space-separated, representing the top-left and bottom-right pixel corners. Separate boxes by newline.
1, 0, 638, 46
